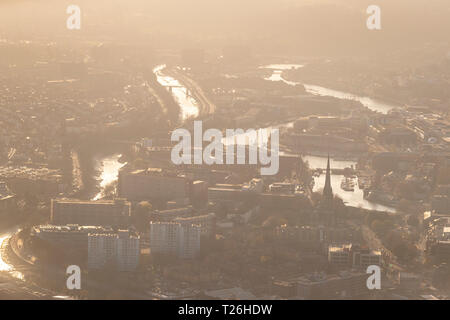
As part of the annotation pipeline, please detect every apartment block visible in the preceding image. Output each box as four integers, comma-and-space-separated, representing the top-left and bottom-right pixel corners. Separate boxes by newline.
118, 168, 189, 201
51, 198, 131, 226
149, 221, 200, 259
88, 230, 140, 272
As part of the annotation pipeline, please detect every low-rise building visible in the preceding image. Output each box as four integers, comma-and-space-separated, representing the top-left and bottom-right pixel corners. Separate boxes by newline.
51, 198, 131, 226
328, 244, 352, 268
398, 272, 421, 292
151, 207, 193, 222
174, 213, 216, 237
0, 181, 15, 213
32, 224, 112, 255
328, 243, 382, 270
296, 271, 369, 299
118, 167, 189, 201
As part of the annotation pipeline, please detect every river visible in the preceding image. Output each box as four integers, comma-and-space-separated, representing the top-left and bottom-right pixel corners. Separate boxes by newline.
91, 66, 202, 201
92, 154, 126, 201
0, 230, 24, 280
303, 84, 397, 115
263, 64, 400, 115
91, 65, 202, 200
0, 228, 73, 299
153, 64, 200, 121
262, 64, 398, 212
92, 63, 397, 212
303, 155, 396, 213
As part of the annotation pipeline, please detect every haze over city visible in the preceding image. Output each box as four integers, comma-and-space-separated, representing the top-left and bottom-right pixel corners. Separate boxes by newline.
0, 0, 449, 302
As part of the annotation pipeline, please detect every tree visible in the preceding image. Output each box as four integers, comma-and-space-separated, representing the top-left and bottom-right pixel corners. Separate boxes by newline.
133, 158, 148, 169
262, 216, 288, 229
407, 215, 420, 227
371, 220, 391, 236
133, 201, 153, 232
103, 181, 117, 199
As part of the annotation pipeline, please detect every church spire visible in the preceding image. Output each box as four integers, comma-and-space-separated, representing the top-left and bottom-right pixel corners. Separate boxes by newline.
323, 154, 333, 202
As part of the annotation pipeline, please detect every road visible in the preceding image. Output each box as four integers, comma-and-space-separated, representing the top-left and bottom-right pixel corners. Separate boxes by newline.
0, 228, 65, 299
361, 225, 404, 272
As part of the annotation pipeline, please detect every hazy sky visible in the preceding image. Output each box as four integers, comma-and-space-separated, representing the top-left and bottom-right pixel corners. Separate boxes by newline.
0, 0, 449, 56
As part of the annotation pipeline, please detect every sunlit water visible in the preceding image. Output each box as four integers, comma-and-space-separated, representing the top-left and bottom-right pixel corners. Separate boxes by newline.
260, 64, 305, 70
266, 70, 299, 85
92, 154, 126, 201
218, 129, 395, 212
262, 64, 304, 85
303, 155, 356, 170
312, 173, 395, 213
146, 63, 397, 212
261, 65, 400, 114
92, 65, 199, 201
153, 64, 200, 121
304, 155, 396, 213
258, 64, 398, 212
0, 235, 12, 272
0, 234, 25, 280
303, 84, 398, 115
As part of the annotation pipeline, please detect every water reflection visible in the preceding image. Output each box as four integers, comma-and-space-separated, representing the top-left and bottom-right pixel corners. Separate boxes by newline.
153, 64, 199, 121
261, 65, 400, 114
304, 155, 396, 213
0, 234, 25, 280
262, 64, 304, 84
259, 64, 398, 212
0, 235, 12, 272
303, 155, 357, 170
303, 84, 397, 115
92, 154, 126, 201
265, 70, 299, 85
260, 64, 305, 70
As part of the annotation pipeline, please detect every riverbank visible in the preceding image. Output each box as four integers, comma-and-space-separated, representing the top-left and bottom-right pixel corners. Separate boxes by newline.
74, 141, 131, 201
167, 67, 216, 116
0, 228, 65, 299
92, 154, 126, 201
153, 64, 201, 121
71, 150, 83, 194
286, 75, 405, 108
6, 228, 153, 299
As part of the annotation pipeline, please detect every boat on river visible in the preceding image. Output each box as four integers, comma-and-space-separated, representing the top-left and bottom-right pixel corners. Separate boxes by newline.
341, 177, 355, 192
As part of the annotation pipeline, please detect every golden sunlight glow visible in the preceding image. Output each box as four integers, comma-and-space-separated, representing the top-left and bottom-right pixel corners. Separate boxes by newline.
0, 235, 13, 272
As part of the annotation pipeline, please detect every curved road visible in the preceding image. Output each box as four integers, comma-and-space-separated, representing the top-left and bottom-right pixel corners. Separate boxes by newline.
0, 228, 65, 299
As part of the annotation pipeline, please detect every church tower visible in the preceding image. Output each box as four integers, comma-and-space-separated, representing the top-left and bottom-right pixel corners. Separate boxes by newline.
323, 154, 333, 205
315, 154, 336, 226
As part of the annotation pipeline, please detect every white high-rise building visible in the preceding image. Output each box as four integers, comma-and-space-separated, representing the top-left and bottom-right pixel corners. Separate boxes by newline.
149, 222, 200, 259
88, 233, 117, 270
149, 222, 180, 256
88, 230, 140, 272
178, 224, 201, 259
116, 230, 140, 272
